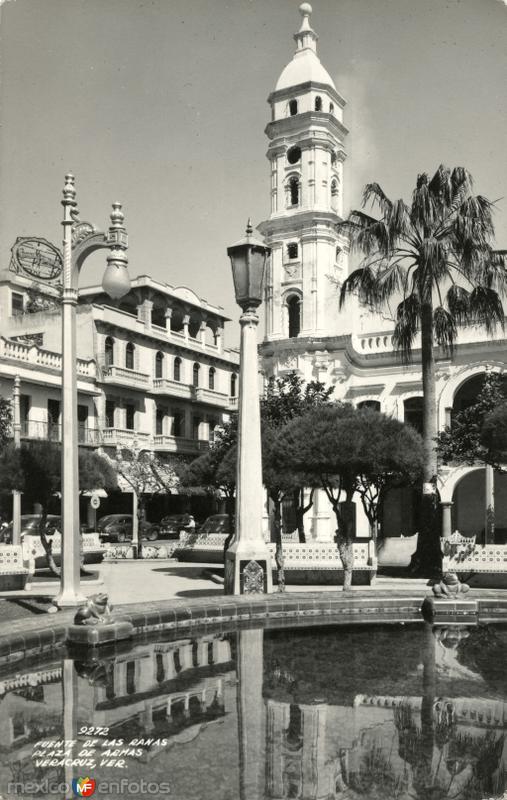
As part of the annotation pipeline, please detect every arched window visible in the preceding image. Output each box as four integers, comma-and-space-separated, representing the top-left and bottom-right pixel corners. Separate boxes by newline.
358, 400, 381, 412
208, 367, 215, 390
287, 242, 298, 260
335, 245, 342, 262
404, 397, 423, 434
125, 342, 135, 370
230, 373, 237, 397
287, 295, 301, 338
192, 363, 200, 387
104, 336, 114, 367
314, 95, 322, 111
289, 176, 300, 207
331, 178, 339, 196
289, 99, 298, 116
155, 351, 164, 379
173, 356, 181, 382
329, 102, 334, 114
287, 146, 301, 165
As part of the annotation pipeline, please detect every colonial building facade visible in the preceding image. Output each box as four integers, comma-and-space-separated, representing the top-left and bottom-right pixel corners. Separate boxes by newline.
0, 244, 239, 517
258, 4, 507, 542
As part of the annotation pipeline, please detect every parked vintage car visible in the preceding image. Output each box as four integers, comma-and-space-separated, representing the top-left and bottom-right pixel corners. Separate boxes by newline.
0, 514, 105, 569
198, 514, 233, 535
159, 513, 194, 538
97, 514, 160, 542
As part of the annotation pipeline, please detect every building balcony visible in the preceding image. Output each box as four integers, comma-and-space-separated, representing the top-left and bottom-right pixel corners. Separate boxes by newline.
101, 364, 150, 387
191, 387, 230, 407
0, 336, 96, 379
101, 428, 151, 448
152, 378, 193, 399
19, 421, 101, 446
153, 435, 210, 454
227, 396, 238, 411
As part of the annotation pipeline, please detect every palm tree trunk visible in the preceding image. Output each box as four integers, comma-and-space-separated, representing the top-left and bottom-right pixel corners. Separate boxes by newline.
413, 302, 442, 576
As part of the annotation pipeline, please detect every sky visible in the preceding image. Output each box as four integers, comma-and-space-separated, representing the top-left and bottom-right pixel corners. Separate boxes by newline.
0, 0, 506, 343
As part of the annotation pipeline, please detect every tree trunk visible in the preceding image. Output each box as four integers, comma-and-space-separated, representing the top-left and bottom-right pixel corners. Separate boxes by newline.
38, 508, 61, 577
336, 498, 355, 591
412, 302, 442, 577
272, 494, 285, 592
294, 488, 309, 543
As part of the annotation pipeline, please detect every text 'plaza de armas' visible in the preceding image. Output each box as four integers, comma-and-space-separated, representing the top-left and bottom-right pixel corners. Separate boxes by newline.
1, 5, 506, 542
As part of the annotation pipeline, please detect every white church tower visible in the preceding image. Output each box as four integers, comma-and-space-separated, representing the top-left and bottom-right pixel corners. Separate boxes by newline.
258, 2, 350, 376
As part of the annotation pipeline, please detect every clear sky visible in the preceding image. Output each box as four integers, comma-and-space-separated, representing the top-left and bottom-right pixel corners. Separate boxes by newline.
0, 0, 506, 341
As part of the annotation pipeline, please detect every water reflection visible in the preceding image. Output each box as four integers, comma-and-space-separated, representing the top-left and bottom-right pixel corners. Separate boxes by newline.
0, 623, 505, 799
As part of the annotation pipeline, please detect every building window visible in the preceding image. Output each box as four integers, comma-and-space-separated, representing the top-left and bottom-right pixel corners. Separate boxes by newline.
125, 403, 135, 431
105, 399, 115, 428
105, 336, 114, 367
173, 411, 184, 438
358, 400, 381, 412
329, 102, 334, 114
287, 295, 301, 338
289, 99, 298, 116
155, 351, 164, 379
208, 367, 215, 390
11, 292, 25, 317
174, 356, 181, 382
404, 397, 423, 434
47, 399, 60, 441
126, 661, 136, 695
287, 242, 299, 260
125, 342, 135, 370
331, 178, 339, 197
78, 404, 88, 443
315, 95, 322, 111
230, 373, 237, 397
335, 245, 342, 262
155, 406, 165, 436
11, 292, 24, 316
287, 146, 301, 165
288, 176, 300, 207
192, 363, 200, 387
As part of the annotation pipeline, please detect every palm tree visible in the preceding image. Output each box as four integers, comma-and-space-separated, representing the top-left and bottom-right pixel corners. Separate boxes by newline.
339, 165, 507, 574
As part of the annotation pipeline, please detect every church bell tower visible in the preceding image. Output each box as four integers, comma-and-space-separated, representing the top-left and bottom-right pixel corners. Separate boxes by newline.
258, 3, 350, 368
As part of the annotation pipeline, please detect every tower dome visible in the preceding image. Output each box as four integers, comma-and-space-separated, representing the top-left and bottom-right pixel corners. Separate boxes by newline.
275, 3, 336, 92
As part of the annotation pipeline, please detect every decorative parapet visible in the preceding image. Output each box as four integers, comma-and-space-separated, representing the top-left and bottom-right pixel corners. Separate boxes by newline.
0, 336, 96, 378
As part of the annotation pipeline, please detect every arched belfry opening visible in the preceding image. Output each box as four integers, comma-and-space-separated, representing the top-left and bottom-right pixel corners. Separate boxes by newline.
286, 294, 301, 338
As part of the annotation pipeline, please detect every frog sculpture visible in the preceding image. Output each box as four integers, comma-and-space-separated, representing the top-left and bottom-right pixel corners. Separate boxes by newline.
432, 572, 470, 598
73, 592, 114, 625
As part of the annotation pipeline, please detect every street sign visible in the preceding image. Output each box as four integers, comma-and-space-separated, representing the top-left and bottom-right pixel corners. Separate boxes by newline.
90, 494, 101, 510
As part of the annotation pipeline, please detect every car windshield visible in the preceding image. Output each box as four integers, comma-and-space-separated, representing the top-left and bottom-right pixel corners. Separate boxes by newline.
200, 516, 229, 534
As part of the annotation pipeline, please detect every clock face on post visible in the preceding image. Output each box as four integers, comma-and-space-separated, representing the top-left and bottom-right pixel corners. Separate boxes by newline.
10, 237, 63, 282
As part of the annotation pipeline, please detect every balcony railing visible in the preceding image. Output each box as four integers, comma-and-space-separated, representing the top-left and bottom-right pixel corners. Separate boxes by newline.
19, 421, 101, 445
153, 435, 209, 453
192, 387, 229, 407
101, 428, 151, 447
152, 378, 193, 399
0, 336, 96, 378
101, 364, 150, 387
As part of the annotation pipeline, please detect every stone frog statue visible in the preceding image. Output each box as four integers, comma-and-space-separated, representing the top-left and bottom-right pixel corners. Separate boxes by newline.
432, 572, 470, 599
73, 592, 114, 626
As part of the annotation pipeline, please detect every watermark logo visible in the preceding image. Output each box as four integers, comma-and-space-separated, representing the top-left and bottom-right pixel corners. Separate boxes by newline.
72, 777, 96, 797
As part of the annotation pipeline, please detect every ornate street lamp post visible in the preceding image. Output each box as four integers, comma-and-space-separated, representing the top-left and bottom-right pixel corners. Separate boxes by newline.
12, 375, 21, 546
54, 174, 130, 608
224, 221, 273, 595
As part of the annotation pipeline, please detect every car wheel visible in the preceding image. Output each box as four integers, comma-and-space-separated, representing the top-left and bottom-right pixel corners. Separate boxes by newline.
146, 528, 158, 542
117, 531, 126, 543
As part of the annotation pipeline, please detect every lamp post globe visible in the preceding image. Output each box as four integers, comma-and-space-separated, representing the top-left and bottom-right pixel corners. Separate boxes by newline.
224, 220, 273, 596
